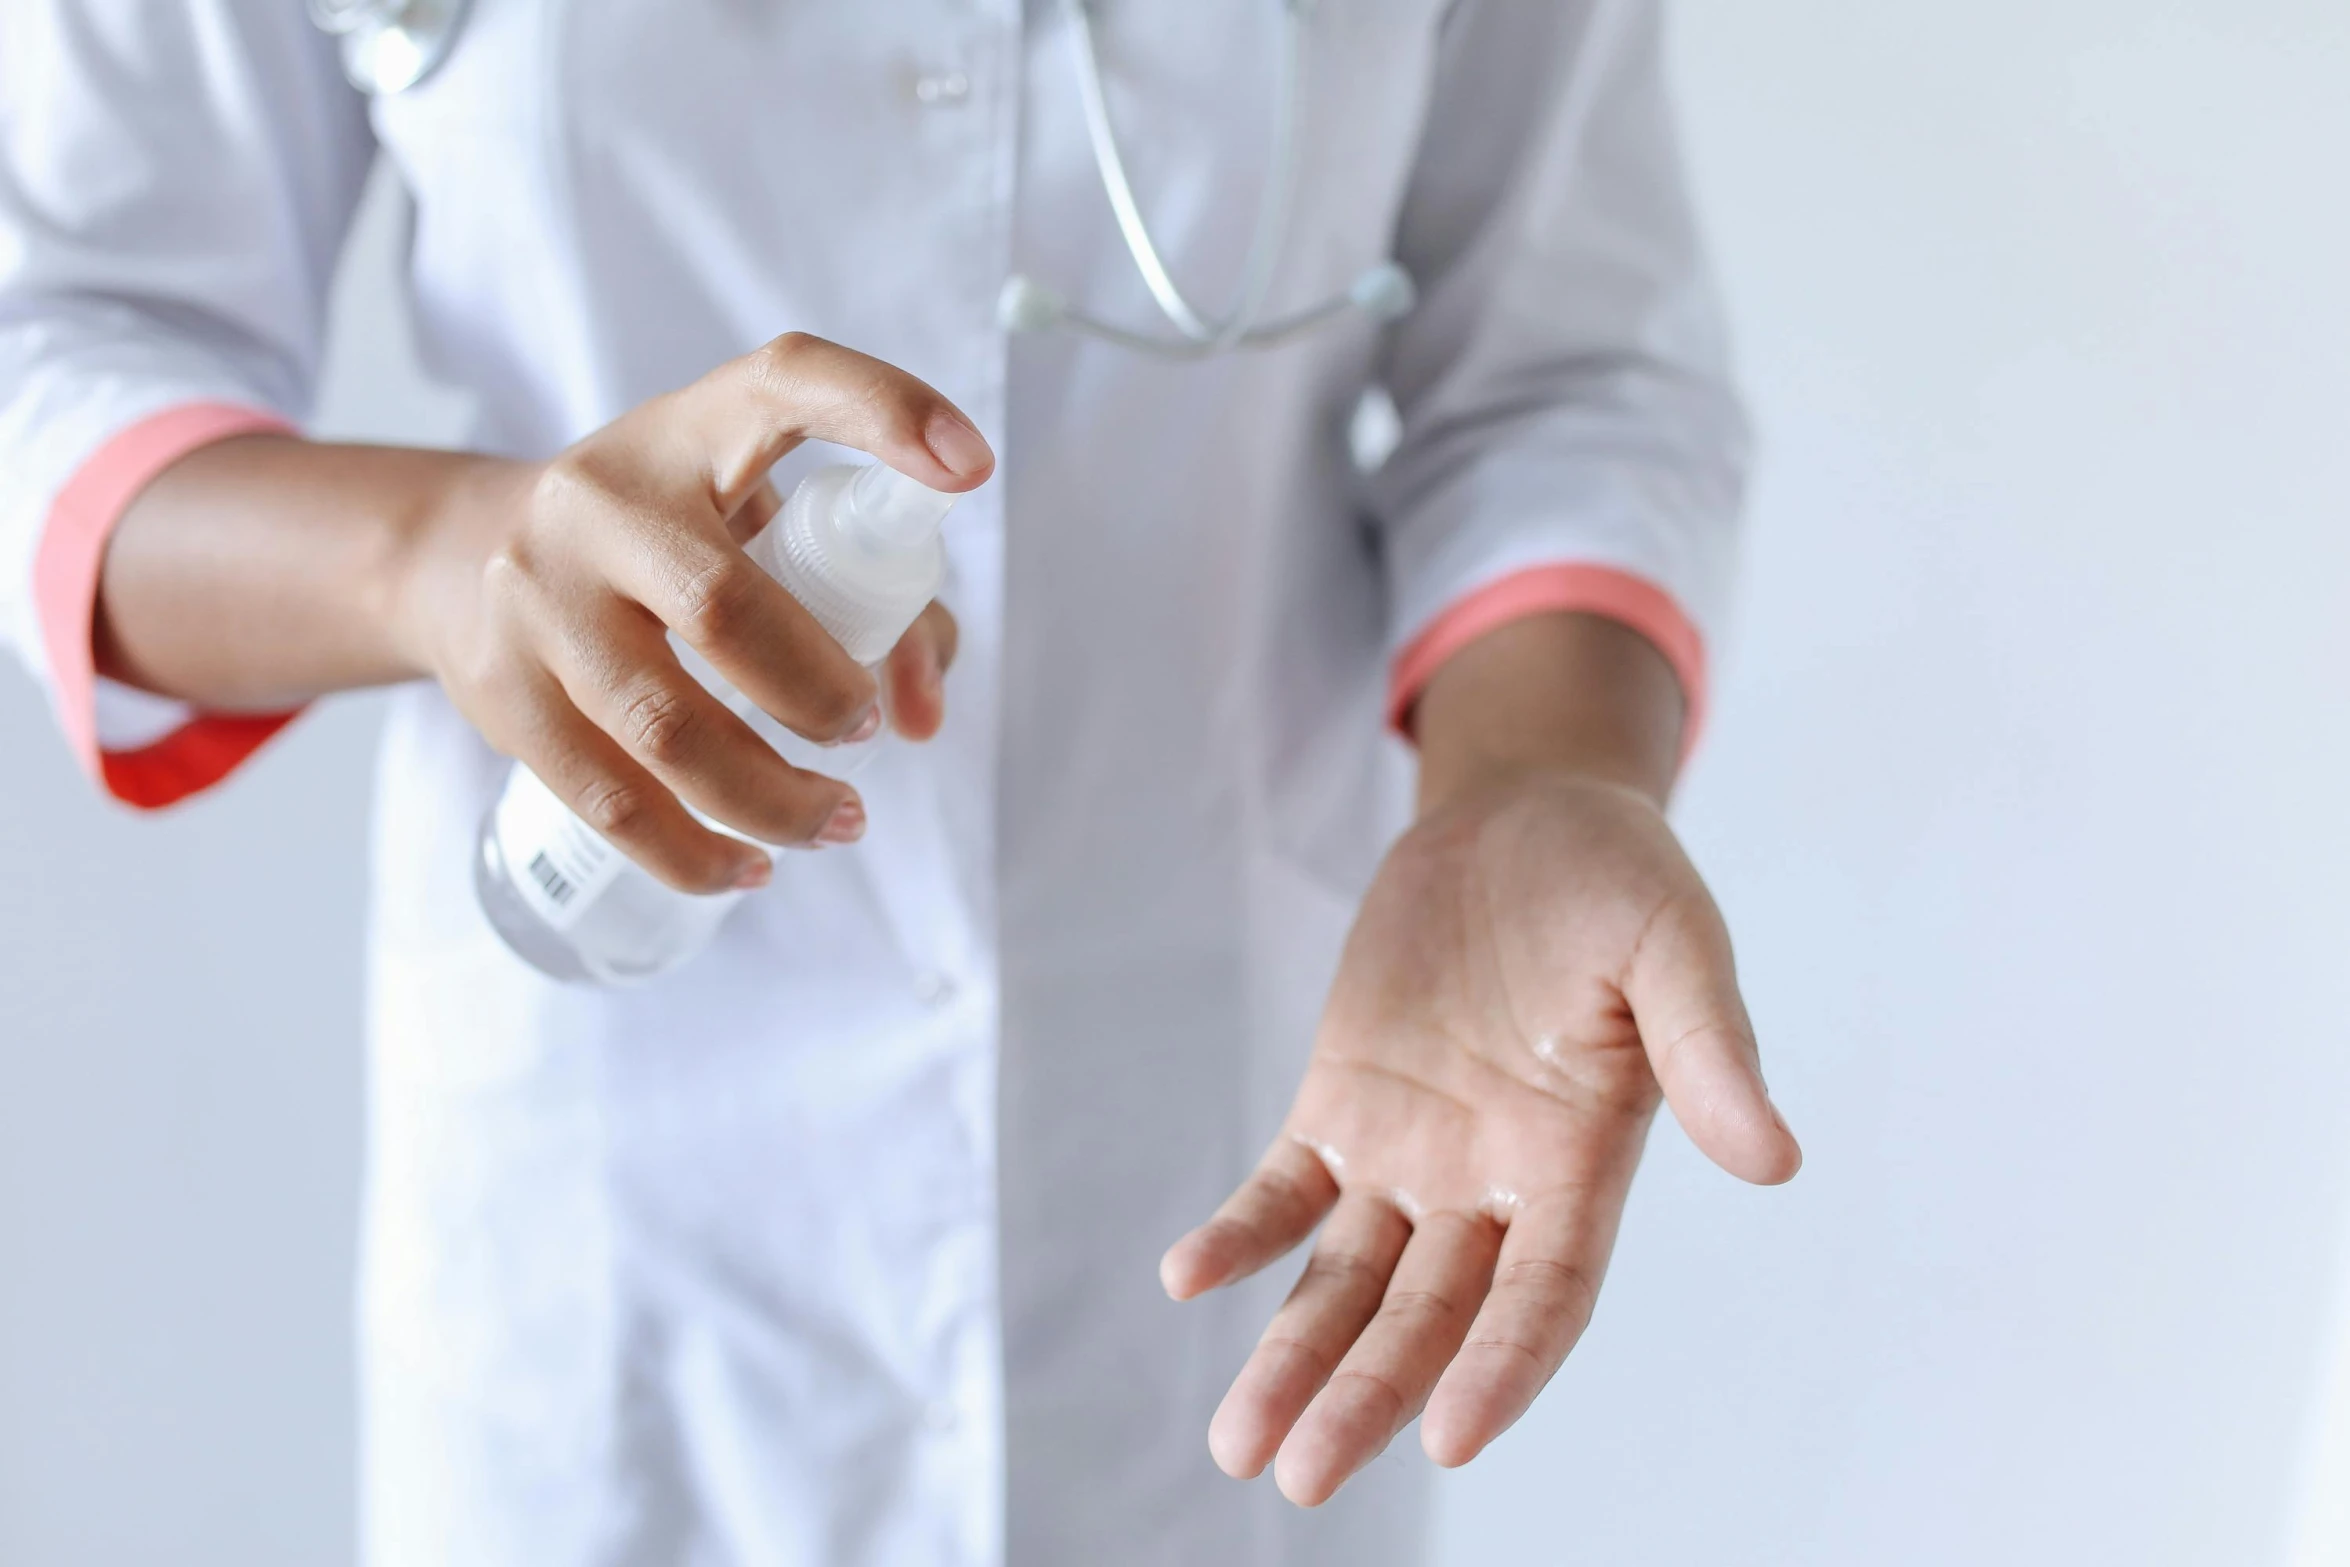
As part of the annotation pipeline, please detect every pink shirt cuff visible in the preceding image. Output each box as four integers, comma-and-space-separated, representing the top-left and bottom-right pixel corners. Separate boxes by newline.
31, 402, 302, 810
1387, 564, 1709, 756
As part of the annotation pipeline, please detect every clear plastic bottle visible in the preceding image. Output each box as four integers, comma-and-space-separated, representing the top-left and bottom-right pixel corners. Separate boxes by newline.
475, 461, 957, 984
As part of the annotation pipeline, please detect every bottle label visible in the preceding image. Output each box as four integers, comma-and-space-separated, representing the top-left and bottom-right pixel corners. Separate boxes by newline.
493, 767, 625, 933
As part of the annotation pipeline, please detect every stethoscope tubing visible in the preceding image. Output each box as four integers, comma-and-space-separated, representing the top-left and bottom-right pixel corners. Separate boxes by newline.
1063, 0, 1309, 350
1046, 290, 1361, 359
314, 0, 1411, 359
306, 0, 380, 36
1033, 0, 1411, 358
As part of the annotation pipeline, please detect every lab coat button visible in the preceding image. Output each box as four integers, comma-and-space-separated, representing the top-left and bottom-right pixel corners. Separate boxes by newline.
911, 71, 971, 105
913, 971, 957, 1008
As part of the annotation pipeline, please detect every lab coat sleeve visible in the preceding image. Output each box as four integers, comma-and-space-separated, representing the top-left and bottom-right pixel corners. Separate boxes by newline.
0, 1, 374, 806
1369, 0, 1748, 749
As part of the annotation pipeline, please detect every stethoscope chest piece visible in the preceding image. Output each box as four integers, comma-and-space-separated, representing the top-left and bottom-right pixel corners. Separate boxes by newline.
310, 0, 473, 95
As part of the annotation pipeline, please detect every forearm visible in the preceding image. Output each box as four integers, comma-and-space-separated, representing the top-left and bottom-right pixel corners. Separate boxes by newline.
93, 434, 522, 710
1410, 611, 1686, 815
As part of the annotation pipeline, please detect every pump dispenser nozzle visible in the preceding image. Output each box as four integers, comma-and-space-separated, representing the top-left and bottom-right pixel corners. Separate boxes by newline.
843, 463, 956, 552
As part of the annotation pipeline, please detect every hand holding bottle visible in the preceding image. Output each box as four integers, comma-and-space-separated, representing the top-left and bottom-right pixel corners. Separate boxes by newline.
389, 333, 993, 895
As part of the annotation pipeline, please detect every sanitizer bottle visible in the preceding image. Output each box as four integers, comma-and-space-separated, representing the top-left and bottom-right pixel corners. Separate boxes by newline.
475, 461, 956, 984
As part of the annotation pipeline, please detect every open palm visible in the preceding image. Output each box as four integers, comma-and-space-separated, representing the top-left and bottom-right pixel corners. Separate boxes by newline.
1160, 775, 1802, 1505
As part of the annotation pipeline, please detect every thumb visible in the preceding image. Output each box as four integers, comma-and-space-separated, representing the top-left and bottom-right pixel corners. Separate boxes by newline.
1623, 893, 1802, 1185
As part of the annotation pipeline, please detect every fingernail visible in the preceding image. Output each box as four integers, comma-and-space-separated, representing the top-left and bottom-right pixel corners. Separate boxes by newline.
815, 797, 866, 846
838, 703, 882, 746
732, 856, 772, 890
924, 410, 993, 478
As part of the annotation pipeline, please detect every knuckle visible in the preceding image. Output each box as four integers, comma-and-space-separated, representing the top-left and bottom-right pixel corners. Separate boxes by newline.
477, 517, 571, 631
1378, 1287, 1464, 1328
1255, 1334, 1336, 1377
1498, 1258, 1599, 1320
1460, 1333, 1550, 1372
1249, 1165, 1315, 1218
747, 332, 818, 392
459, 646, 537, 719
618, 681, 700, 767
528, 452, 615, 522
574, 778, 731, 894
1327, 1368, 1409, 1422
672, 557, 758, 644
574, 776, 652, 842
475, 548, 539, 629
1300, 1248, 1386, 1296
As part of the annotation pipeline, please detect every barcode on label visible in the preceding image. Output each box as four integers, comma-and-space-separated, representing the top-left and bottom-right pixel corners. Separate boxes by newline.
527, 850, 577, 907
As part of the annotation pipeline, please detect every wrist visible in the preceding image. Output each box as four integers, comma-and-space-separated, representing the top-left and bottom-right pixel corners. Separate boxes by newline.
382, 453, 537, 682
1409, 611, 1686, 816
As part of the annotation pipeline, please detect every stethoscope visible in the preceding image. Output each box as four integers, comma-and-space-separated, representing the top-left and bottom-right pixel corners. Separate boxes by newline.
309, 0, 471, 96
311, 0, 1413, 359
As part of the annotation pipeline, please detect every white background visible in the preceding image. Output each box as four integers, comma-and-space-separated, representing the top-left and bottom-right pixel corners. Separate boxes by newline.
3, 2, 2347, 1562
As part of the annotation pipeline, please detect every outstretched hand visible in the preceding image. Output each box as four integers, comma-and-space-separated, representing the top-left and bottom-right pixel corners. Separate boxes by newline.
1161, 770, 1800, 1506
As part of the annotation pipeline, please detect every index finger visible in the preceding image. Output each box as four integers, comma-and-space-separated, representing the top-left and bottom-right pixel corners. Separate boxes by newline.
1161, 1136, 1340, 1301
654, 332, 995, 518
601, 335, 992, 740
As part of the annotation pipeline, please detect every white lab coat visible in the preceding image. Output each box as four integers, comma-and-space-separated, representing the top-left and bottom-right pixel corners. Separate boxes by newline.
0, 1, 1746, 1562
